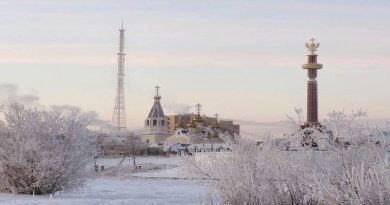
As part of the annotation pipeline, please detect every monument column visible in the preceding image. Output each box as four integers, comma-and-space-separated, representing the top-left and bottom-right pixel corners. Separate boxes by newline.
302, 38, 323, 126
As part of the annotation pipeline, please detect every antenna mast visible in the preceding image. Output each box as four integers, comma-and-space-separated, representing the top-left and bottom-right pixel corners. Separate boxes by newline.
112, 23, 127, 130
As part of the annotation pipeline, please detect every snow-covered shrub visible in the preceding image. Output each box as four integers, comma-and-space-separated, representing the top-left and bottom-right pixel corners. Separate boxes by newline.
0, 104, 93, 195
189, 140, 319, 205
310, 149, 390, 204
189, 110, 390, 205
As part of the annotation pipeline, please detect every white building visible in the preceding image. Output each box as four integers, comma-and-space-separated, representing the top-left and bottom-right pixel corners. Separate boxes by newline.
166, 128, 204, 146
139, 86, 170, 146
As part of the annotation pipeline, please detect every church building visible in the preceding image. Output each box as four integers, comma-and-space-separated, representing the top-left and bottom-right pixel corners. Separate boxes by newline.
166, 104, 230, 146
139, 86, 171, 146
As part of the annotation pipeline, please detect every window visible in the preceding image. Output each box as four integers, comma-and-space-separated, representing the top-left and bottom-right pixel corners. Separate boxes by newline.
146, 139, 150, 144
161, 120, 165, 126
146, 120, 150, 126
153, 119, 157, 126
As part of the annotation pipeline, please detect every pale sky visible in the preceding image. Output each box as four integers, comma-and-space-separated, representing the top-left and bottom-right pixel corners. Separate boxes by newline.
0, 0, 389, 128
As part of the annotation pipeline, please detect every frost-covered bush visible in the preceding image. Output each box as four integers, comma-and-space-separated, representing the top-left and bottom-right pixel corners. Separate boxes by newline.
0, 104, 93, 195
189, 111, 390, 205
190, 140, 318, 205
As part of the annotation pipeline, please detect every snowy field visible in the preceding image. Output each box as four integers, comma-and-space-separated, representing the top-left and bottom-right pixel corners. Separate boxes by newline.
0, 156, 212, 205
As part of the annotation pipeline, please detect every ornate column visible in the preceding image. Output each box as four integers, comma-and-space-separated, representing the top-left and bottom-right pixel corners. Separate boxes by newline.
302, 38, 323, 126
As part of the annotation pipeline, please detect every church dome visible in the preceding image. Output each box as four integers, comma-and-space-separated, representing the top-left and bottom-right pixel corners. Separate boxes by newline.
212, 113, 221, 129
193, 114, 204, 123
147, 86, 165, 119
187, 120, 196, 128
193, 103, 204, 123
212, 121, 221, 129
175, 122, 186, 129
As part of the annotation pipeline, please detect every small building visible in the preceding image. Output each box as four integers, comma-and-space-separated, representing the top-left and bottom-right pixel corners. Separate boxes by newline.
139, 86, 171, 146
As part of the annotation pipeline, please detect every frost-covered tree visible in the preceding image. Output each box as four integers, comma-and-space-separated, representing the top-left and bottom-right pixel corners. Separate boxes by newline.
188, 110, 390, 205
0, 103, 93, 195
123, 132, 146, 168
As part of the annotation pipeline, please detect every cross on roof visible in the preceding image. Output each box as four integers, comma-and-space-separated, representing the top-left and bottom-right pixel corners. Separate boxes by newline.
195, 103, 202, 114
214, 113, 219, 120
155, 86, 160, 96
310, 37, 316, 44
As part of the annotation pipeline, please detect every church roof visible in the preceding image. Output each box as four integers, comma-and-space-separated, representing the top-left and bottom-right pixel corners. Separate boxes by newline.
147, 96, 165, 118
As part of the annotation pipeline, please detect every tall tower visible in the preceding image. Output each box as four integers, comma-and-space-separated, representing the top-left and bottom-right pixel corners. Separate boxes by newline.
112, 23, 127, 130
302, 38, 323, 127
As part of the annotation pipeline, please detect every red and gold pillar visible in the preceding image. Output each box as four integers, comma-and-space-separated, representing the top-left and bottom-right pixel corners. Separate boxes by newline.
302, 38, 323, 126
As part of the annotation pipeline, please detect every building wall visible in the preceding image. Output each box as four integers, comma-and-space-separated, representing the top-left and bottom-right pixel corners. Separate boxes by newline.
167, 133, 190, 146
144, 117, 168, 133
139, 134, 157, 145
233, 125, 240, 135
167, 115, 176, 134
139, 133, 171, 146
167, 114, 196, 134
166, 113, 240, 135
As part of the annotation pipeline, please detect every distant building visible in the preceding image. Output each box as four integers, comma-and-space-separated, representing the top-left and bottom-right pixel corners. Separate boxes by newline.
166, 129, 203, 145
165, 104, 237, 146
167, 114, 194, 134
138, 88, 240, 148
167, 113, 240, 136
139, 86, 171, 146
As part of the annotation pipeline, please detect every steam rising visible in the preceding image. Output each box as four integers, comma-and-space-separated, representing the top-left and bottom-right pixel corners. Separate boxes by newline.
0, 84, 40, 106
0, 84, 114, 131
164, 101, 193, 114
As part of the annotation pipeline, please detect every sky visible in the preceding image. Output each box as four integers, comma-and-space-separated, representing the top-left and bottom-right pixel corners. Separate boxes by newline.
0, 0, 389, 129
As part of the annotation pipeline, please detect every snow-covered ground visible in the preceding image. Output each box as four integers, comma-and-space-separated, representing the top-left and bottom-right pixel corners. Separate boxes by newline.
0, 156, 212, 205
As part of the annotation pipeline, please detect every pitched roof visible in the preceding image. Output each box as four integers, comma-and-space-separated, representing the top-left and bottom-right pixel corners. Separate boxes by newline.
147, 96, 165, 118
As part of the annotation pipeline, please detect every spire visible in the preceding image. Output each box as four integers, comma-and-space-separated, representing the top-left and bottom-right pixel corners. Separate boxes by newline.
148, 86, 165, 118
154, 85, 161, 100
143, 86, 169, 135
155, 85, 160, 96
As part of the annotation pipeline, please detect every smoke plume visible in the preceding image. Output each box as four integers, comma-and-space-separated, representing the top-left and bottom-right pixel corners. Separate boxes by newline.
0, 84, 114, 131
164, 101, 193, 114
0, 84, 40, 106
